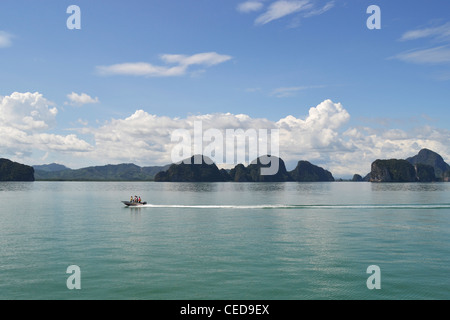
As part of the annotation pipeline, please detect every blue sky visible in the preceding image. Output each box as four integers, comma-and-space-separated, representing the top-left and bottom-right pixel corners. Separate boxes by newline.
1, 0, 449, 176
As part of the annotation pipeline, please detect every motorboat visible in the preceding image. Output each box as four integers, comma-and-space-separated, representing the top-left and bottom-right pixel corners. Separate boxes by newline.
122, 201, 147, 207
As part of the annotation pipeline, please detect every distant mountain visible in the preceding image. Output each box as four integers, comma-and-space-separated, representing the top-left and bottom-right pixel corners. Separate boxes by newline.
34, 163, 170, 181
29, 148, 449, 183
290, 160, 335, 182
155, 155, 231, 182
369, 157, 442, 182
406, 148, 450, 180
370, 159, 417, 182
229, 155, 291, 182
362, 149, 450, 183
33, 163, 70, 172
414, 163, 437, 182
0, 159, 35, 181
156, 155, 335, 183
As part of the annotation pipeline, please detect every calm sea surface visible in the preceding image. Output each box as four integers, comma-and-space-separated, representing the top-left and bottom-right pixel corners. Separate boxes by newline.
0, 181, 449, 300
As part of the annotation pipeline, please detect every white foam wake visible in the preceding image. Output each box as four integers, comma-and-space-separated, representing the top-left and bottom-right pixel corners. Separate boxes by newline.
133, 204, 450, 210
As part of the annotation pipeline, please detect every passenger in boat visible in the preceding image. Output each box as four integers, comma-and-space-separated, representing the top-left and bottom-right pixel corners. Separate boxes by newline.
130, 196, 133, 203
138, 196, 141, 203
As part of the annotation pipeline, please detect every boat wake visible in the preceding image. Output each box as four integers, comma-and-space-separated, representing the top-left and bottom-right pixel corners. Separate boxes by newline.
133, 204, 450, 210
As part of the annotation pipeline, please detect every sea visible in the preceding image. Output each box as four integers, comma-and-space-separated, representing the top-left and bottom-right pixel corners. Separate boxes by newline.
0, 181, 449, 300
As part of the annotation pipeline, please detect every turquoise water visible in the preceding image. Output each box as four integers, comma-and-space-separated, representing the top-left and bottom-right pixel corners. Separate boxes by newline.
0, 181, 449, 300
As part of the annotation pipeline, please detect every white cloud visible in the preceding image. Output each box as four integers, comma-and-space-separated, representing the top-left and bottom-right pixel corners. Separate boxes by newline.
160, 52, 232, 67
0, 92, 57, 131
400, 22, 450, 42
335, 125, 450, 176
303, 1, 334, 18
237, 1, 265, 13
396, 22, 450, 67
0, 92, 93, 161
271, 85, 324, 97
255, 0, 311, 25
96, 52, 232, 77
66, 92, 100, 106
393, 46, 450, 65
3, 94, 448, 177
83, 101, 338, 167
0, 31, 13, 48
237, 1, 336, 26
247, 0, 334, 26
81, 99, 449, 176
97, 62, 185, 77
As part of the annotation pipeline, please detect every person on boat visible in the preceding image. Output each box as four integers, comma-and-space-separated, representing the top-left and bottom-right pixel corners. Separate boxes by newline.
138, 196, 141, 203
130, 196, 133, 203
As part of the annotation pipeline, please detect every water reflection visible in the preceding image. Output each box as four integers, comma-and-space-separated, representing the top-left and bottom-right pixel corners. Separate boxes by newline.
371, 182, 446, 192
0, 182, 35, 192
159, 182, 289, 193
160, 182, 220, 193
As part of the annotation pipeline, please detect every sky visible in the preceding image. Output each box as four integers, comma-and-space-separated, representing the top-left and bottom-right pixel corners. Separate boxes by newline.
0, 0, 449, 177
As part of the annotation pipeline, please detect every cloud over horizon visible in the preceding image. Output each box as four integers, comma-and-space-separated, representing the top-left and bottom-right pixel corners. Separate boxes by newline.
1, 93, 448, 176
0, 92, 93, 160
78, 100, 450, 176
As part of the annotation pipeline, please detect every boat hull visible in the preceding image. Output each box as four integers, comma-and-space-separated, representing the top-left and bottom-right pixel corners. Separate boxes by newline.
122, 201, 147, 207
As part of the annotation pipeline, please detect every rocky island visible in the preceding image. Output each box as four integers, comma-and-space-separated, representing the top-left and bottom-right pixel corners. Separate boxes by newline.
155, 155, 335, 182
0, 159, 35, 181
368, 149, 450, 182
154, 155, 230, 182
157, 148, 449, 183
2, 148, 447, 183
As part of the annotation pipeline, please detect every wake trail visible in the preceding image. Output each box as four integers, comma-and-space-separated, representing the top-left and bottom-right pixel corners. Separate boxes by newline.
136, 204, 450, 210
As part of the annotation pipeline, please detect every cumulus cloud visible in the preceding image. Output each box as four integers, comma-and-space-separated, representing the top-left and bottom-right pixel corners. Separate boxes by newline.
81, 101, 321, 167
82, 99, 449, 176
0, 92, 58, 131
0, 92, 93, 161
3, 94, 447, 176
276, 99, 350, 151
88, 110, 275, 166
96, 52, 232, 77
66, 92, 100, 106
0, 31, 13, 48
